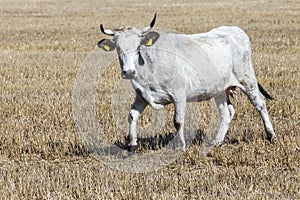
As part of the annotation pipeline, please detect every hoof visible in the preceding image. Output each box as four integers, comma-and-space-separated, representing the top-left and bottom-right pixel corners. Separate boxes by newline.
174, 145, 186, 152
207, 139, 223, 147
267, 135, 277, 143
171, 140, 186, 152
127, 145, 138, 152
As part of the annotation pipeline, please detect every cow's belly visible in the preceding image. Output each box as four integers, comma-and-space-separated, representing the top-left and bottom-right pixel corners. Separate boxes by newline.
187, 93, 213, 102
185, 66, 238, 102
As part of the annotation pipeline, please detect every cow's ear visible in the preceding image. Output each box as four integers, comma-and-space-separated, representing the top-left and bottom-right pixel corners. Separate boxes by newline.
141, 31, 160, 46
97, 39, 116, 51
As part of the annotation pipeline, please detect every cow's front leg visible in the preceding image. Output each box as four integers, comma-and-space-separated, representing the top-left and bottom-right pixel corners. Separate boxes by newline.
173, 99, 187, 151
128, 94, 148, 150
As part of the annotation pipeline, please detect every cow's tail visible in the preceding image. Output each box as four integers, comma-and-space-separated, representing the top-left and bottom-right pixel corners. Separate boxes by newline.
258, 82, 274, 100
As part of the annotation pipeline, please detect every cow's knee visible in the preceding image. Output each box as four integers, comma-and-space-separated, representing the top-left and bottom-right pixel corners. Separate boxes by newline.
174, 120, 181, 131
128, 109, 140, 147
128, 109, 140, 123
173, 114, 185, 130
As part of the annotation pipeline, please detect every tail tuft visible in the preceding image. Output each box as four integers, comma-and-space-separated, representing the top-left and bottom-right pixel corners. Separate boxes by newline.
258, 83, 274, 100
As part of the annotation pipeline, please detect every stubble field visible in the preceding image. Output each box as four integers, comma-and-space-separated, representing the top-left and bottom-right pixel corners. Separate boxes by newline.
0, 0, 299, 199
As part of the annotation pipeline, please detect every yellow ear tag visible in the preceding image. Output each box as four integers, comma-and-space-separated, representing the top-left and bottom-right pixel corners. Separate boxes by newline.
103, 44, 110, 51
146, 38, 153, 46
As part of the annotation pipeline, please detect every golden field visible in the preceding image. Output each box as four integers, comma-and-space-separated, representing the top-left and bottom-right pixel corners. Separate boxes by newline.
0, 0, 299, 199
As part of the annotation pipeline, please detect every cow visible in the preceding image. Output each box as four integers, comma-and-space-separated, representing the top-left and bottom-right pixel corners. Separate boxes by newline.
97, 13, 276, 151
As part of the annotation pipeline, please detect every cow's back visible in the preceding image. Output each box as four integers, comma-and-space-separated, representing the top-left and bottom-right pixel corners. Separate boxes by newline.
201, 26, 255, 80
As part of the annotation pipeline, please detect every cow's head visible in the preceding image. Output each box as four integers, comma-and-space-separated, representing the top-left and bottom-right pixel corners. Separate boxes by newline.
98, 13, 160, 79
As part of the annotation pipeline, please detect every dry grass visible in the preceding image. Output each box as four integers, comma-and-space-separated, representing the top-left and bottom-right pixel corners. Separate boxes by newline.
0, 0, 299, 199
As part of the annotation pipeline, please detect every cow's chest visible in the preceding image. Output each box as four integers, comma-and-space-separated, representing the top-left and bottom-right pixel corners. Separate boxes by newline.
131, 80, 173, 110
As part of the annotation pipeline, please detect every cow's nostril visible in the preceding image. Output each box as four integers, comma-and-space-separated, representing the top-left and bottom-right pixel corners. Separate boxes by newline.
123, 70, 135, 75
122, 69, 136, 79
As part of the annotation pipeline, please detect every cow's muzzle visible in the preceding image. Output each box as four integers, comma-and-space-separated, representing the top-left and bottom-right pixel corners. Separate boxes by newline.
122, 69, 136, 79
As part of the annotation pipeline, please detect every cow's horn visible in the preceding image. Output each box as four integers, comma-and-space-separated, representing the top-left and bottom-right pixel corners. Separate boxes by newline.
142, 13, 157, 34
100, 24, 115, 36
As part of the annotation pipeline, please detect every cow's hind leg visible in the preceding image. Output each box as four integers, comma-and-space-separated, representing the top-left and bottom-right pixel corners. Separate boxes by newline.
241, 84, 276, 141
173, 99, 187, 151
128, 94, 148, 151
211, 91, 234, 145
227, 97, 235, 121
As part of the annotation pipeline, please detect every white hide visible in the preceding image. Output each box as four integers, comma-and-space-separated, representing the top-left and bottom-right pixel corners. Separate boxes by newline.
102, 26, 276, 150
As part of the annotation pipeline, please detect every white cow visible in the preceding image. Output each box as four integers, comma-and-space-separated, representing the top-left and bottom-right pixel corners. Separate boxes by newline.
97, 14, 276, 151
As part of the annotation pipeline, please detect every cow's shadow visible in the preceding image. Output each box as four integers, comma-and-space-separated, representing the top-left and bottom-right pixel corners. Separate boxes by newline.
81, 130, 206, 158
73, 129, 241, 157
114, 129, 206, 152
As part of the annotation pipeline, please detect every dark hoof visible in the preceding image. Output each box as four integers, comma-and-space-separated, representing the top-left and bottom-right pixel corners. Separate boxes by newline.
127, 145, 138, 153
267, 135, 277, 143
